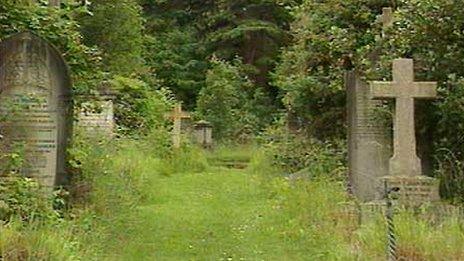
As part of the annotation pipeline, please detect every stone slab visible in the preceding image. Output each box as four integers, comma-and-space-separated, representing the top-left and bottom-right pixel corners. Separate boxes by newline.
77, 100, 115, 136
0, 32, 72, 188
380, 175, 440, 205
346, 71, 391, 201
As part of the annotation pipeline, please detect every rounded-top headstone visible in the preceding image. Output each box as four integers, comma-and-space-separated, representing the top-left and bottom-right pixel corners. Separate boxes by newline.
0, 32, 73, 188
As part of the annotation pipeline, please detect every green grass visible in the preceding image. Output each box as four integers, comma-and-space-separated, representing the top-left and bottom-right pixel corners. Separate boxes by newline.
1, 139, 463, 260
93, 142, 464, 260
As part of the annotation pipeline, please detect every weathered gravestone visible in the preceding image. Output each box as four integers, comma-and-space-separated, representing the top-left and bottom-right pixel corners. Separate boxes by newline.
346, 8, 394, 201
346, 73, 391, 201
370, 58, 440, 204
0, 32, 72, 188
165, 104, 191, 149
77, 86, 116, 136
193, 120, 213, 148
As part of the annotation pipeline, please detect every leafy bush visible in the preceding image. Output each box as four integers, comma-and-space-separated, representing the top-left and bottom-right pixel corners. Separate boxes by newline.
79, 0, 145, 76
0, 178, 60, 222
197, 57, 273, 141
273, 0, 391, 140
110, 76, 176, 135
258, 121, 347, 178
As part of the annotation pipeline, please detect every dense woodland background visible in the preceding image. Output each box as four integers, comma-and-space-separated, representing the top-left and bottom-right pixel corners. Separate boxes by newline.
1, 0, 464, 200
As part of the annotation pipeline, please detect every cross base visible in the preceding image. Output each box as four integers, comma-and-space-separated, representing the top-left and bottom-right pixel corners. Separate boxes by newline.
389, 155, 422, 177
379, 176, 440, 206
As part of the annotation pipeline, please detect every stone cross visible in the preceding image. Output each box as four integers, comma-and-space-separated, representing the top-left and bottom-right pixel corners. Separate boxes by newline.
381, 7, 394, 28
166, 104, 190, 149
370, 59, 437, 176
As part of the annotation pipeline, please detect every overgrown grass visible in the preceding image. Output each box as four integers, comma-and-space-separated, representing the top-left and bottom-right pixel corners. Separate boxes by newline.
0, 137, 463, 260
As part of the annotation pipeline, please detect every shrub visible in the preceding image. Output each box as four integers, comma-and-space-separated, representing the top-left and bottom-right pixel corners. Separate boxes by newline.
197, 57, 273, 141
258, 121, 347, 178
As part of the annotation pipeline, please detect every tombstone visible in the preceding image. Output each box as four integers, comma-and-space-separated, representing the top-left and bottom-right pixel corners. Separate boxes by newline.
165, 104, 190, 149
346, 8, 394, 201
370, 58, 440, 204
346, 72, 391, 201
77, 84, 116, 137
193, 120, 213, 148
0, 32, 73, 188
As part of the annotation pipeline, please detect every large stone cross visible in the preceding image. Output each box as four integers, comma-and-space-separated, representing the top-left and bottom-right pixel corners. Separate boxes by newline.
166, 104, 190, 149
370, 59, 437, 176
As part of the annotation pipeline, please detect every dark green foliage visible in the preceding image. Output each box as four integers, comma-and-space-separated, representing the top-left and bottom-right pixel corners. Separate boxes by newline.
79, 0, 145, 76
203, 0, 297, 87
110, 76, 175, 135
273, 0, 391, 140
144, 29, 207, 108
196, 58, 273, 141
140, 0, 209, 108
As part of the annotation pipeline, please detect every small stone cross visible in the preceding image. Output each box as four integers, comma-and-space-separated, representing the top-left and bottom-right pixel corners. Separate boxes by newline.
166, 104, 190, 149
370, 59, 437, 176
381, 7, 394, 28
380, 7, 394, 37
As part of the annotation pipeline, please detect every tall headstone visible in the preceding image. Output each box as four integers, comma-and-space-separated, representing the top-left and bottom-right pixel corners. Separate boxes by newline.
370, 59, 440, 203
346, 72, 391, 201
0, 32, 72, 188
165, 104, 190, 149
346, 8, 394, 201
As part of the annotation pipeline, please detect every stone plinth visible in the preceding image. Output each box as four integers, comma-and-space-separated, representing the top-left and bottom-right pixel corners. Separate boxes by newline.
380, 176, 440, 205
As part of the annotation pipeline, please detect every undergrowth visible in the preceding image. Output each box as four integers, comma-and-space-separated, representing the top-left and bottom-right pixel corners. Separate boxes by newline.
0, 135, 462, 260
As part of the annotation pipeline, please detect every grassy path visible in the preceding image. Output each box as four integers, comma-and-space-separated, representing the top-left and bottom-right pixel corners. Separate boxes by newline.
107, 167, 295, 260
89, 145, 464, 260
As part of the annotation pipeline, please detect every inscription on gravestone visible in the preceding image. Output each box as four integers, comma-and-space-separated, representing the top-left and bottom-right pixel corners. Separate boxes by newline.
78, 99, 115, 136
0, 32, 72, 188
346, 72, 391, 201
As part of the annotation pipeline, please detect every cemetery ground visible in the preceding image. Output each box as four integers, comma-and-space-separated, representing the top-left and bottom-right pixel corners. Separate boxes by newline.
1, 137, 463, 260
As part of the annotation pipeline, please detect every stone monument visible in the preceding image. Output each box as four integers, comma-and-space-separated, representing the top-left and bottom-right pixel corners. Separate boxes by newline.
77, 85, 116, 136
346, 8, 394, 201
370, 59, 440, 203
0, 32, 73, 188
193, 120, 213, 148
165, 104, 190, 149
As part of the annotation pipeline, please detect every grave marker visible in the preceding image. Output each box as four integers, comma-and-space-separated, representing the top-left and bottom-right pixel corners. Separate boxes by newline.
193, 120, 213, 148
370, 59, 436, 176
0, 32, 73, 188
77, 86, 116, 136
346, 7, 395, 201
370, 59, 440, 203
346, 72, 391, 201
166, 104, 190, 149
